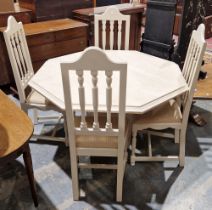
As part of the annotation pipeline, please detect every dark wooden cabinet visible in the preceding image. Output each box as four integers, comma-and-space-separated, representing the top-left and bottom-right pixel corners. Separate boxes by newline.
73, 3, 145, 50
18, 0, 93, 21
141, 0, 177, 60
0, 18, 88, 85
0, 3, 32, 27
96, 0, 121, 6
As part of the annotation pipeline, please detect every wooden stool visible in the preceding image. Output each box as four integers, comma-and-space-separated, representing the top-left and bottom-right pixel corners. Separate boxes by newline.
0, 90, 38, 207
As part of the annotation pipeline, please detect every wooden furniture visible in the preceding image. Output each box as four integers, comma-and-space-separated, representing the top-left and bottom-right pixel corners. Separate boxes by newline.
172, 0, 212, 38
24, 19, 88, 71
128, 0, 182, 36
3, 16, 67, 144
172, 0, 208, 65
0, 18, 88, 86
205, 15, 212, 39
0, 0, 14, 13
0, 90, 38, 207
173, 0, 183, 35
18, 0, 93, 21
141, 0, 177, 60
204, 0, 212, 39
131, 24, 206, 167
73, 3, 145, 50
0, 3, 32, 27
61, 47, 130, 202
28, 50, 188, 114
96, 0, 122, 6
94, 6, 130, 50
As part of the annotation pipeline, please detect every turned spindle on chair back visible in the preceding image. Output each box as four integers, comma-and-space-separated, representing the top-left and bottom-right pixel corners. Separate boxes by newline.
95, 6, 130, 50
61, 47, 127, 140
4, 16, 34, 104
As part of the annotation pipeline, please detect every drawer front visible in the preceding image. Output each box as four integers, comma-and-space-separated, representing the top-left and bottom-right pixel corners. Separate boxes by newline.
59, 37, 87, 55
55, 27, 87, 41
13, 12, 32, 24
0, 12, 32, 27
27, 33, 55, 47
29, 37, 87, 62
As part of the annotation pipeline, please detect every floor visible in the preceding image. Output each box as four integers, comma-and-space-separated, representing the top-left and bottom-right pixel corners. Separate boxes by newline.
0, 97, 212, 210
194, 63, 212, 99
1, 43, 212, 210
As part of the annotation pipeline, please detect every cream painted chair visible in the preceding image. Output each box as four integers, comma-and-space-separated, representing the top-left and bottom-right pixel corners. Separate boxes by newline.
130, 24, 206, 167
61, 47, 131, 202
94, 6, 130, 50
3, 16, 67, 144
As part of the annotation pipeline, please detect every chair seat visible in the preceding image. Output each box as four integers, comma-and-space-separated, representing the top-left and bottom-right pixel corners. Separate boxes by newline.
131, 24, 206, 168
0, 91, 33, 158
133, 102, 182, 126
76, 135, 118, 149
27, 90, 55, 107
75, 115, 128, 149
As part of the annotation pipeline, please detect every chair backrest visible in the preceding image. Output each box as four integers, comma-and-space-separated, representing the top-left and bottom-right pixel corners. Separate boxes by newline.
181, 24, 206, 122
94, 6, 130, 50
141, 0, 177, 59
61, 47, 127, 146
3, 16, 34, 103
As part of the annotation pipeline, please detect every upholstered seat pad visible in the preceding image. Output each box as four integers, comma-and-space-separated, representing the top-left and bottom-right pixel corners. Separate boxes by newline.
76, 135, 118, 148
133, 102, 182, 125
74, 115, 128, 149
27, 90, 55, 107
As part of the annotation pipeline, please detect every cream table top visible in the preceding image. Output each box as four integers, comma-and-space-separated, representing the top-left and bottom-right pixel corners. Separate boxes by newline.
29, 50, 188, 114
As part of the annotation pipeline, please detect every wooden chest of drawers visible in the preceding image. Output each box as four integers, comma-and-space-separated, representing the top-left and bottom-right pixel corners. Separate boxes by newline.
18, 0, 93, 21
0, 18, 88, 85
0, 3, 32, 27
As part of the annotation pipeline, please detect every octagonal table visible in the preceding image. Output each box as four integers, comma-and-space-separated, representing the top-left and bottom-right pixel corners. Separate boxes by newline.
29, 50, 188, 114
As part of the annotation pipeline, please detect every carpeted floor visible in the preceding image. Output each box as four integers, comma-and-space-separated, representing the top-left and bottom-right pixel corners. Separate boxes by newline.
0, 97, 212, 210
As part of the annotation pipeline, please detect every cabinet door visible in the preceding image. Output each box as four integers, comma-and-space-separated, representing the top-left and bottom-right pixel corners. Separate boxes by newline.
62, 0, 93, 18
35, 0, 64, 21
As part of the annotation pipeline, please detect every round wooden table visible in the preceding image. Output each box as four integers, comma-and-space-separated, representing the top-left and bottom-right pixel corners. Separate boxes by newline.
0, 90, 38, 207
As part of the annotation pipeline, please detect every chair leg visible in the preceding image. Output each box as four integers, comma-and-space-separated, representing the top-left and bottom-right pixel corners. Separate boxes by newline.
147, 132, 152, 157
33, 109, 38, 125
175, 129, 180, 144
179, 131, 186, 167
63, 116, 69, 147
70, 155, 80, 200
116, 157, 124, 202
21, 104, 28, 115
130, 130, 137, 166
23, 144, 38, 207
